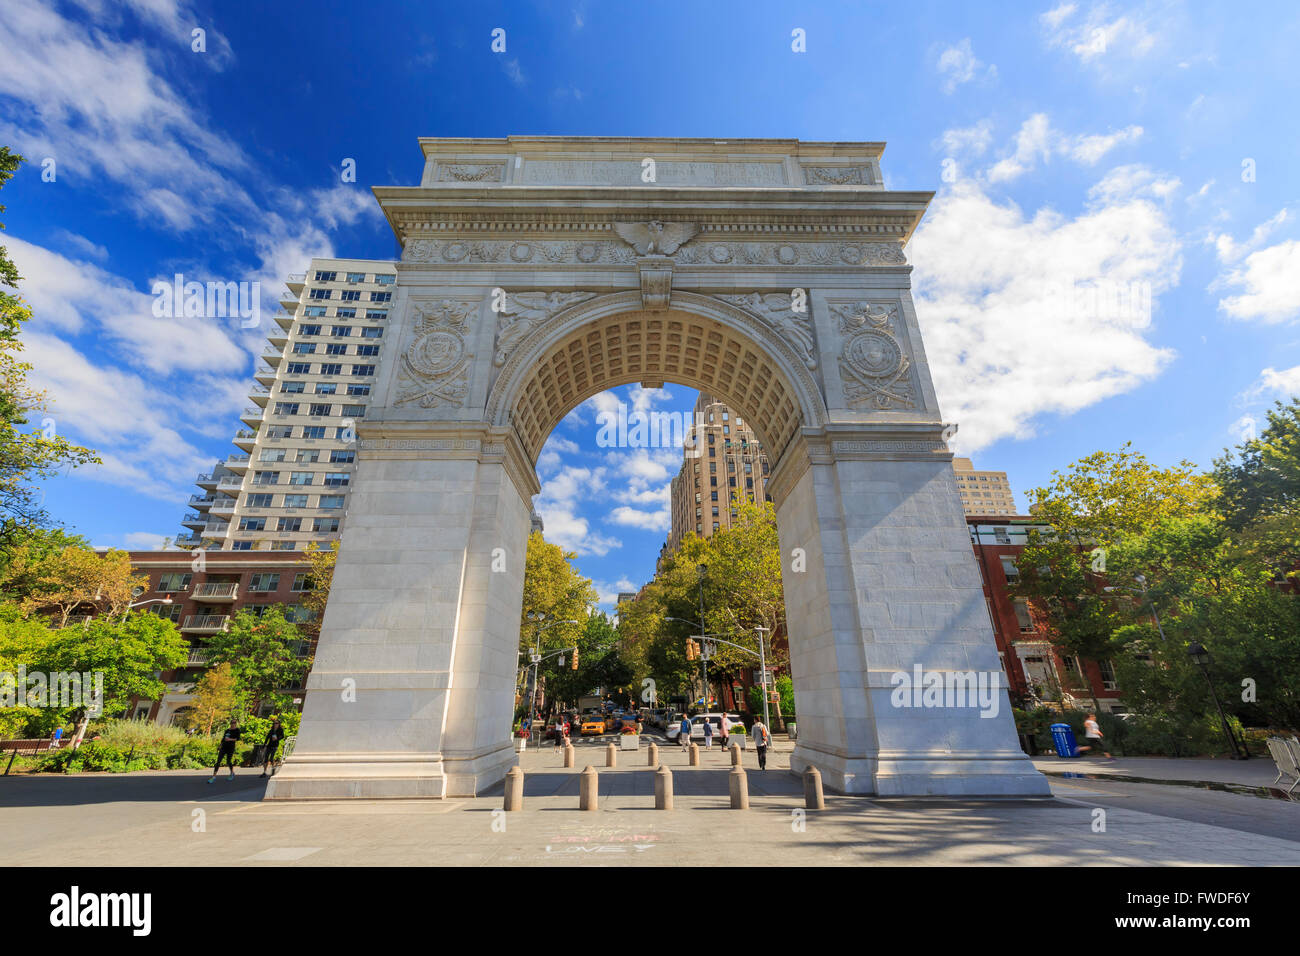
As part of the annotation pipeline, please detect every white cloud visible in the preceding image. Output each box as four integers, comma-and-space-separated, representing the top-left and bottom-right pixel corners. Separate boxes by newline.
1041, 2, 1158, 63
535, 464, 622, 556
940, 121, 994, 159
985, 115, 1143, 183
1087, 164, 1179, 206
910, 176, 1181, 452
1211, 212, 1300, 324
123, 531, 177, 551
936, 39, 993, 94
1244, 366, 1300, 402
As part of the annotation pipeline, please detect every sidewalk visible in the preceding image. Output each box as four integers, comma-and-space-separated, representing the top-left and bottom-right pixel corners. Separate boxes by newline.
1030, 754, 1285, 791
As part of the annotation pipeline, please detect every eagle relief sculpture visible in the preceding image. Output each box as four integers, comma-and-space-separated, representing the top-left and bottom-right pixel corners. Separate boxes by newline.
611, 220, 699, 255
394, 299, 477, 408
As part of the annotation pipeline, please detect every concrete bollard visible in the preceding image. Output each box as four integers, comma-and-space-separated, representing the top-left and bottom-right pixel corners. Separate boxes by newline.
579, 765, 598, 811
730, 742, 742, 766
729, 765, 750, 809
804, 765, 825, 810
606, 742, 617, 767
647, 741, 658, 767
688, 742, 700, 767
563, 743, 575, 768
503, 765, 524, 811
655, 764, 674, 810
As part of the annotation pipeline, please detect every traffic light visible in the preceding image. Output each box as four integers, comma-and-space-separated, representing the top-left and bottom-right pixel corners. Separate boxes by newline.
686, 639, 698, 661
571, 647, 579, 670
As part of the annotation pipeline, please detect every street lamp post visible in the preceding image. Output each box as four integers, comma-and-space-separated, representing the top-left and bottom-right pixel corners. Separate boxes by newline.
754, 626, 771, 731
697, 564, 709, 708
525, 615, 579, 733
1187, 641, 1247, 760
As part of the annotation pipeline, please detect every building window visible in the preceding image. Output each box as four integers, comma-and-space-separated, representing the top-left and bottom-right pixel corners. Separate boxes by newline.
280, 381, 305, 394
325, 343, 347, 355
341, 405, 365, 418
309, 403, 332, 417
283, 494, 308, 508
266, 425, 292, 439
245, 493, 273, 508
273, 402, 299, 416
278, 517, 302, 532
339, 290, 361, 301
1000, 556, 1019, 582
157, 573, 192, 592
292, 343, 315, 354
319, 494, 345, 509
346, 272, 365, 283
1013, 599, 1034, 633
365, 310, 387, 320
315, 383, 337, 395
239, 517, 266, 531
291, 572, 311, 591
376, 274, 395, 285
252, 471, 279, 485
309, 288, 331, 300
351, 364, 375, 376
324, 472, 350, 487
319, 363, 342, 376
330, 450, 355, 464
259, 448, 286, 462
361, 326, 383, 338
314, 518, 340, 532
335, 308, 356, 318
272, 541, 296, 551
356, 345, 380, 356
301, 426, 326, 439
346, 385, 370, 396
230, 540, 253, 551
285, 362, 311, 375
289, 472, 314, 486
248, 573, 280, 592
314, 271, 337, 282
370, 291, 391, 302
1098, 659, 1118, 691
332, 326, 352, 337
304, 306, 326, 317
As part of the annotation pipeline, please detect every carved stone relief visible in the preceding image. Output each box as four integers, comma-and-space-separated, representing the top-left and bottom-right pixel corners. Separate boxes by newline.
830, 301, 916, 410
716, 292, 818, 370
394, 299, 477, 408
493, 291, 598, 366
803, 165, 872, 186
435, 163, 506, 182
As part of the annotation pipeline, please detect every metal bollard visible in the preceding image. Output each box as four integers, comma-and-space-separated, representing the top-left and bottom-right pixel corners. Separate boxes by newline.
730, 742, 742, 766
579, 765, 598, 811
563, 743, 575, 768
804, 765, 825, 810
503, 765, 524, 811
606, 742, 617, 767
729, 765, 750, 809
647, 742, 658, 766
655, 764, 674, 810
688, 742, 700, 767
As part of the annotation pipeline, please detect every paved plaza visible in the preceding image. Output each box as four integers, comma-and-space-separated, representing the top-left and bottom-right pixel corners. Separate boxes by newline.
3, 735, 1299, 866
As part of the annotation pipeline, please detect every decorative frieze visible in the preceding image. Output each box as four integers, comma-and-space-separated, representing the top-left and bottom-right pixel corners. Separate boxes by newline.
394, 299, 478, 408
400, 236, 907, 268
803, 165, 873, 186
435, 163, 505, 182
612, 220, 699, 255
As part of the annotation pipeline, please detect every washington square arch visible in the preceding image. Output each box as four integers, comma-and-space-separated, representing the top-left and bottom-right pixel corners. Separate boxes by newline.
265, 136, 1050, 801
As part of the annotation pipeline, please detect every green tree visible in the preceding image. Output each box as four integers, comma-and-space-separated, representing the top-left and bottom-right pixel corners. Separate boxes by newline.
184, 662, 248, 735
1213, 398, 1300, 574
204, 607, 309, 710
519, 530, 593, 662
0, 544, 145, 627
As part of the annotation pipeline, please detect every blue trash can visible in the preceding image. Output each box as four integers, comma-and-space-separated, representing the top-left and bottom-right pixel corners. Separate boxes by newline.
1050, 722, 1079, 758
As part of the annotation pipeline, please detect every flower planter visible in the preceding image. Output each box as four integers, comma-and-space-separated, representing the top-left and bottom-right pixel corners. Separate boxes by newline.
619, 734, 640, 751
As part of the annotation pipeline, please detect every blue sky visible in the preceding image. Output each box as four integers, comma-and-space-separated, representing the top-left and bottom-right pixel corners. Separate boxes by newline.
1, 1, 1297, 608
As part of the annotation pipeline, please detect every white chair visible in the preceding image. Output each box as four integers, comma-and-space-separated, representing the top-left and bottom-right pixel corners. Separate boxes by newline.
1266, 737, 1300, 796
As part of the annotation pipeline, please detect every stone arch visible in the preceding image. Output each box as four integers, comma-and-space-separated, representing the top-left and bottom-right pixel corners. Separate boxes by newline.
484, 291, 828, 472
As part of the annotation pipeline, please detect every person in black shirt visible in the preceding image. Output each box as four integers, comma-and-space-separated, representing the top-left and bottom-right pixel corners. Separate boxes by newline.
209, 719, 242, 783
260, 717, 285, 777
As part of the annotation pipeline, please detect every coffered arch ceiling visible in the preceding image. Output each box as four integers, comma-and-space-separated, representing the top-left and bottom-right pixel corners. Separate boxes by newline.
488, 291, 827, 469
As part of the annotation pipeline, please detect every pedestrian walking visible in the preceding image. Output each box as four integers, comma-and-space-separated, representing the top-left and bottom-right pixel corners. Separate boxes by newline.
553, 715, 566, 750
260, 716, 285, 777
1080, 713, 1113, 760
702, 716, 713, 750
719, 714, 730, 750
209, 718, 242, 783
750, 717, 770, 770
678, 714, 692, 750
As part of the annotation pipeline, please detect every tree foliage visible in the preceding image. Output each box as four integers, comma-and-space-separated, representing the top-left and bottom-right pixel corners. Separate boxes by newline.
204, 607, 309, 708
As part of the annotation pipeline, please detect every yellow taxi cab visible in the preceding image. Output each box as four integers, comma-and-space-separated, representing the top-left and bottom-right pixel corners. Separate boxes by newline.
580, 715, 607, 735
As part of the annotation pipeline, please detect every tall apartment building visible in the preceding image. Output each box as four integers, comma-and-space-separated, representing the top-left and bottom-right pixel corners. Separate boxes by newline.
178, 258, 396, 551
667, 392, 771, 553
952, 457, 1018, 516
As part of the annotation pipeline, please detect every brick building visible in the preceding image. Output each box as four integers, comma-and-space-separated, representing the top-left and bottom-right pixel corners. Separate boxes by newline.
966, 516, 1124, 713
123, 551, 317, 725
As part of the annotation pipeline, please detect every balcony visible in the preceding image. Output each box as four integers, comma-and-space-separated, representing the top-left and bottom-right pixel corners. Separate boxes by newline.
189, 494, 214, 509
181, 615, 229, 635
194, 473, 217, 488
186, 646, 211, 666
240, 407, 263, 425
216, 477, 243, 491
262, 347, 284, 365
225, 453, 250, 472
181, 513, 205, 528
232, 429, 257, 450
209, 496, 236, 514
267, 329, 288, 347
202, 522, 229, 534
192, 582, 238, 602
279, 290, 300, 308
175, 533, 202, 546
